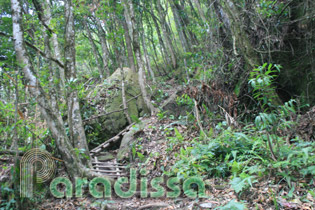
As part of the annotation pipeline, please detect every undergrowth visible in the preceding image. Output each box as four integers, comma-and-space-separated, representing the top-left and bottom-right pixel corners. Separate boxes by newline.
167, 64, 315, 201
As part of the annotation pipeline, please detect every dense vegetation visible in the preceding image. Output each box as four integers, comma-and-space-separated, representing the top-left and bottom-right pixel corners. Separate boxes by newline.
0, 0, 314, 209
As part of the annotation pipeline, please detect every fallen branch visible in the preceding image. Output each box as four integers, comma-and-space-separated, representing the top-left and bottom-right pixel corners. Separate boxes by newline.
218, 105, 238, 127
138, 203, 170, 210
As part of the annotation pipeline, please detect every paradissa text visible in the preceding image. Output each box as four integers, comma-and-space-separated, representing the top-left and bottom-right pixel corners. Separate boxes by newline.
50, 168, 207, 198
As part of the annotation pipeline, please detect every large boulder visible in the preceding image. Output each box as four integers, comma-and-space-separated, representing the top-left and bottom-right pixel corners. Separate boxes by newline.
117, 118, 150, 160
85, 68, 149, 142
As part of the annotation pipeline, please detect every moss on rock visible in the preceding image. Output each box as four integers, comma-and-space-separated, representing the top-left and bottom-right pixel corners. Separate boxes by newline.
86, 68, 149, 143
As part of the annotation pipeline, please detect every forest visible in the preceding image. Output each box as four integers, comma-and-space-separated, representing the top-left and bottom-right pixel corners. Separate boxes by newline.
0, 0, 315, 209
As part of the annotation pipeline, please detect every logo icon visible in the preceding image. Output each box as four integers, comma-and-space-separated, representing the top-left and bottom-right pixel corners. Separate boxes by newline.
20, 148, 56, 198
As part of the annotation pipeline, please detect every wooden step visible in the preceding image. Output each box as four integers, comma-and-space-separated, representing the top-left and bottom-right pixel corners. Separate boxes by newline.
91, 157, 126, 178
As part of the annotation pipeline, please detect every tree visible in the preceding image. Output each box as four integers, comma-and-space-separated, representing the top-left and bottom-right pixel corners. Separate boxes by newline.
83, 17, 105, 78
155, 0, 177, 69
64, 0, 91, 165
10, 0, 98, 179
122, 0, 158, 114
95, 16, 111, 77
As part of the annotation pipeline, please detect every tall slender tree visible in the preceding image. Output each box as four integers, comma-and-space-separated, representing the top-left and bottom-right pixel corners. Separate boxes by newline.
11, 0, 97, 178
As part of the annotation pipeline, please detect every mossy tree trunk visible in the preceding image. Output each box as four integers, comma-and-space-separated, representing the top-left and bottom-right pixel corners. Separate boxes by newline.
217, 0, 282, 105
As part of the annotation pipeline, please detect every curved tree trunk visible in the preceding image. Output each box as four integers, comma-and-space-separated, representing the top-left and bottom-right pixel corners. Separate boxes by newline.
11, 0, 93, 178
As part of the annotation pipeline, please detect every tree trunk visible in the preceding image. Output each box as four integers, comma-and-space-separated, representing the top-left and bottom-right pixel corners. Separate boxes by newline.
52, 33, 65, 90
33, 0, 59, 112
169, 0, 190, 52
193, 0, 207, 24
10, 0, 93, 178
120, 66, 132, 124
64, 0, 91, 165
155, 0, 177, 69
83, 18, 104, 78
122, 0, 158, 114
32, 0, 65, 91
149, 6, 169, 70
110, 12, 125, 70
218, 0, 258, 68
95, 17, 111, 77
121, 17, 136, 72
140, 21, 156, 83
217, 0, 281, 105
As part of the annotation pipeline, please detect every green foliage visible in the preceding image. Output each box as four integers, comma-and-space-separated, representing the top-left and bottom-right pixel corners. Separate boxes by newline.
130, 115, 141, 123
0, 185, 16, 210
176, 94, 196, 123
136, 152, 145, 162
215, 200, 247, 210
2, 0, 314, 207
230, 175, 257, 194
257, 0, 286, 18
157, 110, 167, 120
0, 198, 16, 210
169, 98, 315, 194
74, 148, 90, 160
249, 63, 281, 110
176, 94, 194, 108
0, 169, 16, 210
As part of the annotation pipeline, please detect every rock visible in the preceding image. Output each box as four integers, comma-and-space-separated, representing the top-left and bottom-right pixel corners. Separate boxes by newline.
297, 105, 315, 141
102, 68, 148, 135
85, 67, 149, 141
199, 202, 214, 209
117, 119, 150, 160
102, 204, 120, 210
97, 152, 115, 161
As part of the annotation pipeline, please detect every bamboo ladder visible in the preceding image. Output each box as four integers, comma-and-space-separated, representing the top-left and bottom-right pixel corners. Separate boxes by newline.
90, 123, 136, 177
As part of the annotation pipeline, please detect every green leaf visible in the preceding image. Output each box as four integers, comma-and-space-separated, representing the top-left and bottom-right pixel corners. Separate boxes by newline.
137, 152, 145, 161
229, 176, 256, 194
130, 115, 141, 123
216, 199, 246, 210
230, 177, 247, 193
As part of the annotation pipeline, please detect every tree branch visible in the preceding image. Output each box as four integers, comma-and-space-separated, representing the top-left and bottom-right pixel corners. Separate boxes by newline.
24, 40, 64, 69
83, 108, 128, 124
31, 0, 56, 35
0, 31, 64, 69
0, 150, 24, 156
